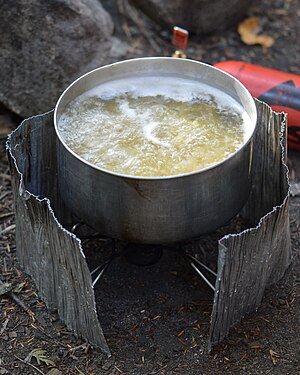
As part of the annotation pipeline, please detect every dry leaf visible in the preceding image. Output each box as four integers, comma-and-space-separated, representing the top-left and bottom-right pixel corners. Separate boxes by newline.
13, 281, 26, 294
25, 348, 55, 367
75, 367, 85, 375
238, 17, 274, 47
269, 349, 280, 365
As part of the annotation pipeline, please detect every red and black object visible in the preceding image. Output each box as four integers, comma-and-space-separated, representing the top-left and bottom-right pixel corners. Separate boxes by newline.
214, 61, 300, 152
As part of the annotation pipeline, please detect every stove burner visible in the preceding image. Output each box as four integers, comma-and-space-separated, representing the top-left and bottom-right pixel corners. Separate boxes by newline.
70, 222, 216, 290
185, 253, 216, 291
123, 243, 164, 266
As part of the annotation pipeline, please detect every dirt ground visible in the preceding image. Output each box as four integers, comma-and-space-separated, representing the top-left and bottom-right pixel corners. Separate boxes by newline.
1, 0, 300, 374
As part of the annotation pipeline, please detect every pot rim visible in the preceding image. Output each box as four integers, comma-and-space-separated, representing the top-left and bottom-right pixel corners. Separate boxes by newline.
54, 57, 257, 181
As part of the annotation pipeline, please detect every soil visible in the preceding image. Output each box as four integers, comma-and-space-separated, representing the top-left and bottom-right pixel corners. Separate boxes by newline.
0, 0, 300, 374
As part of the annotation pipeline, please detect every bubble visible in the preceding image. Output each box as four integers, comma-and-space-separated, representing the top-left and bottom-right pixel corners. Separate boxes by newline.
58, 76, 251, 177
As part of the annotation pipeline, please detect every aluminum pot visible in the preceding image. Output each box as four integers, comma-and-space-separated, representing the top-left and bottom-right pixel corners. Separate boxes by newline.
54, 57, 257, 244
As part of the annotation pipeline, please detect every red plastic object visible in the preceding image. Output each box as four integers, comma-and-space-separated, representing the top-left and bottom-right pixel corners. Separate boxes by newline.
214, 60, 300, 152
173, 27, 189, 51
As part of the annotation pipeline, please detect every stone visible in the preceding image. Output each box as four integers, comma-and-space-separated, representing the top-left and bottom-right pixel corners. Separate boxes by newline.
8, 331, 17, 339
46, 369, 63, 375
131, 0, 252, 35
110, 36, 130, 58
0, 282, 12, 296
0, 0, 114, 117
102, 359, 114, 370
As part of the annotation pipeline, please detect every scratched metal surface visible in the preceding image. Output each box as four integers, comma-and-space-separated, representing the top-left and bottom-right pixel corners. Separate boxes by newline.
209, 100, 291, 348
7, 111, 110, 355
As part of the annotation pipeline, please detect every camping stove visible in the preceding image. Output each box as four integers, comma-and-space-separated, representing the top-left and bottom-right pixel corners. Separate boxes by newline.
7, 100, 291, 355
71, 221, 217, 291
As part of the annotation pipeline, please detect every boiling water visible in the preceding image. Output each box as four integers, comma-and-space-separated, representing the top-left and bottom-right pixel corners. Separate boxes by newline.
58, 76, 251, 177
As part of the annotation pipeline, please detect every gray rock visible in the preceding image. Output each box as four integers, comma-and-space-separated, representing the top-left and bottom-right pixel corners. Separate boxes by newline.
131, 0, 252, 35
0, 282, 12, 296
102, 359, 114, 370
46, 369, 63, 375
110, 36, 129, 58
0, 0, 114, 117
8, 331, 17, 339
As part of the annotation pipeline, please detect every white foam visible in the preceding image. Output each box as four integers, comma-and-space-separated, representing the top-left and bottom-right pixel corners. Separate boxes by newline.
59, 75, 253, 176
84, 76, 252, 141
143, 121, 171, 148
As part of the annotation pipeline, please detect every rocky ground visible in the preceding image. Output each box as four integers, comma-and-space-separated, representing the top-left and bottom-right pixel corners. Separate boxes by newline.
1, 0, 300, 374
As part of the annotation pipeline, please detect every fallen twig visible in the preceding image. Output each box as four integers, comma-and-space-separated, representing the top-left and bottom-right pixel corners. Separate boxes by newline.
114, 365, 123, 373
68, 343, 90, 356
3, 257, 7, 273
0, 211, 14, 220
75, 367, 85, 375
149, 364, 168, 374
13, 354, 45, 375
9, 291, 35, 319
12, 317, 27, 330
0, 279, 35, 319
0, 224, 16, 236
0, 191, 10, 201
0, 318, 10, 336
